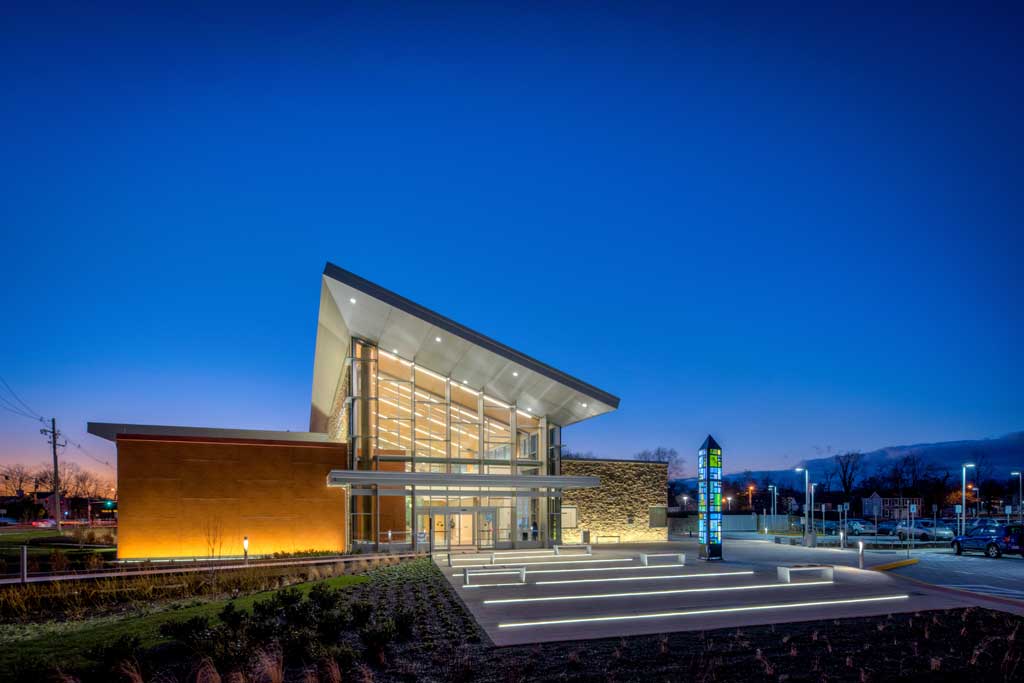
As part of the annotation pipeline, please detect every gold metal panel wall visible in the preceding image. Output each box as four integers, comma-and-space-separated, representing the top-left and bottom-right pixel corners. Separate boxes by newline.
116, 437, 348, 559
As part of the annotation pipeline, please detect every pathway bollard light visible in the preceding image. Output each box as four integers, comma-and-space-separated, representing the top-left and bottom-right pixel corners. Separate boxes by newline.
858, 541, 864, 569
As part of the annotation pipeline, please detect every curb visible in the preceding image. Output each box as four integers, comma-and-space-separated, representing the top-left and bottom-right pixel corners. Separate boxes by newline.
883, 571, 1024, 610
870, 558, 919, 571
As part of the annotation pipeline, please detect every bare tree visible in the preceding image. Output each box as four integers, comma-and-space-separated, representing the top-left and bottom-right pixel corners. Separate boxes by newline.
834, 452, 864, 495
635, 447, 685, 479
203, 515, 224, 559
1, 464, 34, 496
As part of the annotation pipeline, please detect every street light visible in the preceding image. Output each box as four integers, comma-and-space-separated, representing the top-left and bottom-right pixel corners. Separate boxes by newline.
682, 495, 689, 511
1012, 472, 1022, 524
961, 463, 975, 536
725, 496, 733, 511
747, 485, 755, 510
768, 484, 778, 522
243, 535, 249, 564
796, 467, 809, 542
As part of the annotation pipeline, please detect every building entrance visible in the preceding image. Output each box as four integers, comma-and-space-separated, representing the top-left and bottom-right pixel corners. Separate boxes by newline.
419, 507, 497, 550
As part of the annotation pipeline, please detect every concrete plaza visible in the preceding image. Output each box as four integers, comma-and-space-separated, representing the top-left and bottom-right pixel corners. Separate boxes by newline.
438, 538, 1019, 646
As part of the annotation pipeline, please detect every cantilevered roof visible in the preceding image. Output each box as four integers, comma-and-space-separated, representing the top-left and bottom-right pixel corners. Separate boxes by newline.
312, 263, 619, 428
327, 469, 599, 490
88, 422, 337, 445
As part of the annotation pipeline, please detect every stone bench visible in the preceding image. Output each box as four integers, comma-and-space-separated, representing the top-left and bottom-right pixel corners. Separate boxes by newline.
463, 565, 526, 586
777, 565, 834, 583
639, 552, 685, 567
553, 544, 592, 556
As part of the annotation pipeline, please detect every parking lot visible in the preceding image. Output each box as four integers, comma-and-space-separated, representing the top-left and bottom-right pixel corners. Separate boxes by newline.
437, 540, 989, 646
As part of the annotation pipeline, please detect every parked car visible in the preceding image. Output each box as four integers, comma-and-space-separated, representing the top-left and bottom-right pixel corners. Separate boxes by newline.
876, 519, 900, 536
953, 524, 1024, 558
894, 519, 954, 541
0, 516, 18, 526
844, 519, 877, 535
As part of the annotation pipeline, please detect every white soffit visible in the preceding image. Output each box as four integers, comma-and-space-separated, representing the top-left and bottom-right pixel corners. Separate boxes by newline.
319, 263, 619, 427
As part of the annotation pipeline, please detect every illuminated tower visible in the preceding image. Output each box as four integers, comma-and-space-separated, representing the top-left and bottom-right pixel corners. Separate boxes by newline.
697, 434, 723, 560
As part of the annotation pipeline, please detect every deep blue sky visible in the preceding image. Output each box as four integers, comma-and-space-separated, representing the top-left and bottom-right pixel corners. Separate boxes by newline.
1, 2, 1021, 476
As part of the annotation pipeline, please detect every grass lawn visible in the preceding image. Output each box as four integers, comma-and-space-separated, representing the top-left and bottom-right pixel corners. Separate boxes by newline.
0, 530, 62, 545
0, 573, 367, 674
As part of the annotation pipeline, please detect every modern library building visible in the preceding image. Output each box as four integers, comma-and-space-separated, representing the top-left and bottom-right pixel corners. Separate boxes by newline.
89, 263, 667, 559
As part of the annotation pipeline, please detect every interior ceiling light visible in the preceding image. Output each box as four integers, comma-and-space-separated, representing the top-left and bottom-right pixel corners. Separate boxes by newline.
435, 336, 442, 342
349, 297, 357, 304
392, 348, 398, 354
581, 402, 588, 408
462, 379, 468, 384
512, 371, 519, 377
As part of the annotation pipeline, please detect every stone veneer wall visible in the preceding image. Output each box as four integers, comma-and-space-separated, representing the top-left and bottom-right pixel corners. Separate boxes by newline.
560, 458, 668, 544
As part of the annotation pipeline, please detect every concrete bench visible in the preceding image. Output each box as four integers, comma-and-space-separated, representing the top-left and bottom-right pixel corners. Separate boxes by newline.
777, 565, 834, 583
463, 565, 526, 586
639, 552, 685, 567
553, 544, 592, 556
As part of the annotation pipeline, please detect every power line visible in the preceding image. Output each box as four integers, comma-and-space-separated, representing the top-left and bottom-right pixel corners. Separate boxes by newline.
0, 401, 44, 422
0, 375, 42, 420
64, 437, 115, 470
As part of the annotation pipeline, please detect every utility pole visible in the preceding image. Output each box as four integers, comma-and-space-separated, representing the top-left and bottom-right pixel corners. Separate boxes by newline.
40, 418, 65, 530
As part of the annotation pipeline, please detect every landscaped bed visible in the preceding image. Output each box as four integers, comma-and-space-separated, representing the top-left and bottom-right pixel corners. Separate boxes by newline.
2, 556, 1022, 682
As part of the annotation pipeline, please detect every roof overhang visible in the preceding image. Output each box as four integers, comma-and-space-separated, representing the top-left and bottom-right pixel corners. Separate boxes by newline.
312, 263, 620, 428
87, 422, 339, 445
327, 469, 599, 490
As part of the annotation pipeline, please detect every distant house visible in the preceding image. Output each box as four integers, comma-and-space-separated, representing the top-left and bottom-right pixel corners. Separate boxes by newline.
861, 492, 922, 520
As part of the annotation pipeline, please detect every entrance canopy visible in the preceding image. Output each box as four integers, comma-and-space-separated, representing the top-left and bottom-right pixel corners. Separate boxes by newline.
327, 469, 599, 491
312, 262, 619, 430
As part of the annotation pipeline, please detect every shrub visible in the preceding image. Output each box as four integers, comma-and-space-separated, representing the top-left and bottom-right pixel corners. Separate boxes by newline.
159, 615, 213, 649
393, 608, 415, 641
360, 617, 397, 665
351, 601, 373, 628
86, 634, 143, 671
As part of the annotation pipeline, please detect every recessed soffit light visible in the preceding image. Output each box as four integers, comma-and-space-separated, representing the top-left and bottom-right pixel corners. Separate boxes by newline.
349, 297, 357, 304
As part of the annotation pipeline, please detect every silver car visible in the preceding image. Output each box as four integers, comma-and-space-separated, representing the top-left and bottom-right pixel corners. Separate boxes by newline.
895, 519, 954, 541
844, 519, 877, 535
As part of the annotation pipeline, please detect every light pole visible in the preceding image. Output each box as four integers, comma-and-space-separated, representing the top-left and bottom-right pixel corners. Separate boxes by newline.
971, 485, 980, 519
725, 496, 733, 511
243, 535, 249, 564
747, 485, 755, 510
681, 495, 689, 511
796, 467, 809, 541
811, 483, 817, 534
961, 463, 975, 536
1012, 472, 1022, 524
768, 484, 778, 522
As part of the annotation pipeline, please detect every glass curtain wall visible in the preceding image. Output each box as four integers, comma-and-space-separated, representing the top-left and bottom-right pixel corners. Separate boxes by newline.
348, 339, 557, 549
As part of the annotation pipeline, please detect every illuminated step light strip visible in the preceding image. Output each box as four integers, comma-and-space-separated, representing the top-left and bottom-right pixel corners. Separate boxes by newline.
536, 570, 754, 585
484, 580, 834, 605
456, 554, 589, 562
451, 558, 632, 568
497, 594, 910, 629
453, 551, 559, 560
449, 562, 687, 577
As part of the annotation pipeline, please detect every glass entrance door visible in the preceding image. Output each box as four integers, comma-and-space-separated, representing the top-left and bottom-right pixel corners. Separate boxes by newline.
449, 512, 474, 547
479, 509, 496, 548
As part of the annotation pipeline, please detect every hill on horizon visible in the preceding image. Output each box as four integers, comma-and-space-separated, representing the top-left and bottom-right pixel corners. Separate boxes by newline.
673, 431, 1024, 488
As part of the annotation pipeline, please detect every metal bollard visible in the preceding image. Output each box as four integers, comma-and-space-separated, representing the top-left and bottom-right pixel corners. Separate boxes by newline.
21, 545, 28, 584
463, 567, 470, 584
